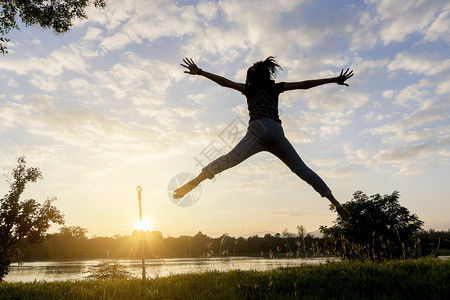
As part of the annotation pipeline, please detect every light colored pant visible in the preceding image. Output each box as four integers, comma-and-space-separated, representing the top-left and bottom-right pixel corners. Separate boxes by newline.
203, 118, 332, 197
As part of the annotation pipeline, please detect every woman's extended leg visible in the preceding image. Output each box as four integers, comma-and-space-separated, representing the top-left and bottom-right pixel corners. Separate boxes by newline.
326, 193, 350, 222
268, 123, 349, 221
173, 128, 265, 199
172, 169, 211, 199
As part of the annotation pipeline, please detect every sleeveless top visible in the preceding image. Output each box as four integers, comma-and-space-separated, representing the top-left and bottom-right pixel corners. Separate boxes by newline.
244, 81, 285, 123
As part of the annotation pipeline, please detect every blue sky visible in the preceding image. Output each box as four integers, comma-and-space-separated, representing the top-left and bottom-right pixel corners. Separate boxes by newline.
1, 0, 449, 237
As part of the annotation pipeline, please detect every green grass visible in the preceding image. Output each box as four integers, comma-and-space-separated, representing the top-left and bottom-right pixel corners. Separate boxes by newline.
1, 258, 449, 299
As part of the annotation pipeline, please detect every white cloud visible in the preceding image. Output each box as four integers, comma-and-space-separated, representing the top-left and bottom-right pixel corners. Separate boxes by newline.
382, 90, 394, 99
98, 0, 202, 52
182, 26, 250, 63
439, 149, 450, 157
349, 11, 379, 50
394, 79, 433, 106
402, 101, 448, 128
231, 104, 248, 119
367, 98, 449, 138
436, 77, 450, 95
311, 157, 341, 167
83, 27, 104, 41
197, 0, 218, 20
318, 165, 355, 177
306, 89, 369, 112
187, 0, 321, 62
382, 126, 450, 145
0, 57, 58, 76
100, 32, 138, 52
12, 94, 23, 101
392, 162, 423, 176
187, 92, 207, 102
352, 0, 449, 49
352, 57, 389, 75
91, 52, 184, 104
236, 158, 291, 180
374, 0, 448, 44
7, 78, 18, 87
424, 5, 450, 42
29, 38, 42, 46
0, 102, 23, 131
374, 143, 433, 162
84, 0, 135, 30
68, 78, 90, 90
319, 125, 342, 138
0, 46, 87, 76
0, 96, 169, 156
29, 74, 58, 91
388, 53, 450, 76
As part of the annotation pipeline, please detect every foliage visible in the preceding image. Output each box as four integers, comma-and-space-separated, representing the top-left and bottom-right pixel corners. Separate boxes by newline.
20, 226, 449, 262
320, 191, 424, 261
23, 228, 329, 260
59, 225, 88, 240
1, 258, 449, 299
21, 227, 450, 262
0, 157, 64, 280
415, 229, 450, 256
0, 0, 107, 54
86, 260, 133, 280
22, 225, 90, 259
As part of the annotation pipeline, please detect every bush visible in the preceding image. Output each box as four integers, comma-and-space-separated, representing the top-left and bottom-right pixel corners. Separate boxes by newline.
86, 260, 134, 280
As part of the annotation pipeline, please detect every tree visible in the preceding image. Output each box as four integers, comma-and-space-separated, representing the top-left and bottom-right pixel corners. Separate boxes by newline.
46, 226, 89, 259
1, 0, 107, 54
320, 191, 423, 261
59, 225, 88, 240
0, 157, 64, 280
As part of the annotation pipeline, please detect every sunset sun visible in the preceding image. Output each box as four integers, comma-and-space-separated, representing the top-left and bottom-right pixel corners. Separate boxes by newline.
133, 218, 154, 232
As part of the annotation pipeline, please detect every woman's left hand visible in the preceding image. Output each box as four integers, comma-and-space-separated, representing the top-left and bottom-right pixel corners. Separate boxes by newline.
336, 68, 354, 86
181, 57, 201, 75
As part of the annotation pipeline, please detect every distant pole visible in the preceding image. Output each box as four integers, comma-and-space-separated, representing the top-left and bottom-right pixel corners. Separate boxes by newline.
137, 185, 146, 280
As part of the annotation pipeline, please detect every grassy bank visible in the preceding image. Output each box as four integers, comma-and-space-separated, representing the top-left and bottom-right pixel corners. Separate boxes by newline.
1, 258, 449, 299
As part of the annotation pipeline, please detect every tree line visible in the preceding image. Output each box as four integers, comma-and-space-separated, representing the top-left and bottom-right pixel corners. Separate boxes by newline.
22, 226, 325, 260
21, 226, 450, 261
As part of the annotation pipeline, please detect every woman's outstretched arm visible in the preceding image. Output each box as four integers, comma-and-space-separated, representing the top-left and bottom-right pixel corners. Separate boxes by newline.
284, 68, 354, 91
181, 58, 245, 93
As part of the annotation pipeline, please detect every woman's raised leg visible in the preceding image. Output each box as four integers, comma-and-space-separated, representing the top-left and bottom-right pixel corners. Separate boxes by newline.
173, 128, 264, 199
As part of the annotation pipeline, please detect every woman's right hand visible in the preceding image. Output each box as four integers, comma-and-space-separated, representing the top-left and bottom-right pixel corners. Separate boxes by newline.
181, 57, 201, 75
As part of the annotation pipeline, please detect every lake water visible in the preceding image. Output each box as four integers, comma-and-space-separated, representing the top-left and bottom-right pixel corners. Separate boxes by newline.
4, 257, 337, 282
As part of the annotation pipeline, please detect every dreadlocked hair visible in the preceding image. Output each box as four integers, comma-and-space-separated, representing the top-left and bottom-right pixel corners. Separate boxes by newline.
247, 56, 282, 85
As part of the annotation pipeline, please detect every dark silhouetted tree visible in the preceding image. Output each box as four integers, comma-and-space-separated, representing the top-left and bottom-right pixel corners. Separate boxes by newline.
48, 226, 89, 259
0, 157, 64, 280
320, 191, 423, 261
1, 0, 107, 54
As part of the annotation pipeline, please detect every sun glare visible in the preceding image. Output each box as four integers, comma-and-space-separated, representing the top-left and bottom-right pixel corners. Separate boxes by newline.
134, 218, 154, 231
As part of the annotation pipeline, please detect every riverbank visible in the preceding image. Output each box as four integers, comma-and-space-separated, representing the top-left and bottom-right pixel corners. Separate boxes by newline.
1, 258, 449, 299
4, 256, 336, 282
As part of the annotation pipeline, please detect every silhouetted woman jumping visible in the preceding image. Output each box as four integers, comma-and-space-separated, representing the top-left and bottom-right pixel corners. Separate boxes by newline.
174, 57, 353, 221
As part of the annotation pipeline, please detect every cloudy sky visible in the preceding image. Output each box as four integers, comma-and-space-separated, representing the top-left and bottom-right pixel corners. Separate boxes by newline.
1, 0, 449, 237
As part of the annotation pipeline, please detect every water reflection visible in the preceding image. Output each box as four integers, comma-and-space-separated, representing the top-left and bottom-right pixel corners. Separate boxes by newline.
5, 257, 337, 282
